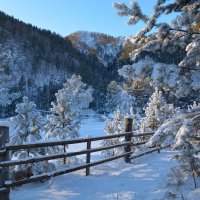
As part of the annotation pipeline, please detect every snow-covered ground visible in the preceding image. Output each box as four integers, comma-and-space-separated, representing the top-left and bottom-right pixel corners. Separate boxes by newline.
3, 117, 200, 199
10, 150, 179, 200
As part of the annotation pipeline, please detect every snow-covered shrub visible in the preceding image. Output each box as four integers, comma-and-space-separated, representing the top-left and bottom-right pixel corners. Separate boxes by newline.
102, 107, 142, 157
101, 110, 125, 157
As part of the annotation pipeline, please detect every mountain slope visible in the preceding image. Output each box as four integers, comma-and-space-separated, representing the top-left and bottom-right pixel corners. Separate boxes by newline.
67, 31, 126, 67
0, 11, 117, 116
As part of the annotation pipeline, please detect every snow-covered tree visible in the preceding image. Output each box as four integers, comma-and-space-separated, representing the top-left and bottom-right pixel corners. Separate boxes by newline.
102, 107, 141, 157
141, 87, 171, 132
117, 89, 135, 115
9, 96, 50, 176
113, 0, 200, 99
173, 119, 200, 188
129, 106, 140, 132
147, 110, 200, 148
46, 74, 93, 141
105, 81, 121, 113
0, 68, 20, 107
10, 96, 47, 145
101, 109, 125, 157
163, 167, 185, 200
118, 57, 181, 97
105, 80, 135, 115
188, 101, 200, 112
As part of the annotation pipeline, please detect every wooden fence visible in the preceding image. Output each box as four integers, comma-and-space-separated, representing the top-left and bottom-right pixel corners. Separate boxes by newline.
0, 118, 160, 200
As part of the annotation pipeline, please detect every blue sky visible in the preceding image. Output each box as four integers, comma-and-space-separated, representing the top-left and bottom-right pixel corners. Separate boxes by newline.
0, 0, 173, 37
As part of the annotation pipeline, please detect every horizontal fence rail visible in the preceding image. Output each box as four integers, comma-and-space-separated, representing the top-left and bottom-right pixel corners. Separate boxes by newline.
130, 147, 162, 160
5, 151, 135, 188
0, 141, 148, 167
5, 132, 154, 151
5, 132, 133, 150
0, 118, 158, 200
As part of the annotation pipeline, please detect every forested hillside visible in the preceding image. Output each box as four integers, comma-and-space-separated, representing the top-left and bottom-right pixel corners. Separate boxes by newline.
0, 9, 196, 117
0, 11, 119, 116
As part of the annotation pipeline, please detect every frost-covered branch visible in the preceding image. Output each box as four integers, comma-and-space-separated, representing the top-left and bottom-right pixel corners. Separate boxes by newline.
113, 0, 200, 68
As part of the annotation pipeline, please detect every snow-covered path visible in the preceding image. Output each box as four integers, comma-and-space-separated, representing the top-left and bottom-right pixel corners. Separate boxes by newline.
10, 149, 178, 200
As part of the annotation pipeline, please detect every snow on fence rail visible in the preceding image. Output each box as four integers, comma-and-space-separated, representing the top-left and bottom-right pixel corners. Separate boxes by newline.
0, 118, 158, 200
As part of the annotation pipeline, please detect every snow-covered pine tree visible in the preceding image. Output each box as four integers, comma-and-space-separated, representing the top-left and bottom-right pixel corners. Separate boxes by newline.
113, 0, 200, 100
105, 81, 121, 114
188, 101, 200, 112
0, 66, 20, 108
101, 109, 125, 157
163, 167, 185, 200
173, 119, 200, 188
46, 74, 93, 141
105, 81, 135, 115
10, 96, 50, 176
141, 87, 169, 132
10, 96, 47, 144
117, 89, 135, 115
45, 75, 93, 167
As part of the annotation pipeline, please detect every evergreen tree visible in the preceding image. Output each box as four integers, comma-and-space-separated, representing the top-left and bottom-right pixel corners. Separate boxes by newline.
0, 67, 20, 108
10, 96, 47, 144
141, 87, 169, 132
163, 167, 185, 200
9, 96, 51, 176
173, 119, 200, 188
113, 0, 200, 101
101, 110, 125, 157
105, 80, 135, 115
46, 74, 93, 141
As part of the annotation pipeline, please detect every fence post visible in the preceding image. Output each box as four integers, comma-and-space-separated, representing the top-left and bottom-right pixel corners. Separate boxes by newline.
85, 140, 91, 176
63, 144, 66, 164
124, 118, 133, 163
0, 126, 10, 200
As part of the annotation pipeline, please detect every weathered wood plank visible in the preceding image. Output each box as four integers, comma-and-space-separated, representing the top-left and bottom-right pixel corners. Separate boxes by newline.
132, 132, 154, 137
5, 132, 133, 151
1, 141, 148, 167
0, 141, 133, 167
0, 150, 6, 156
130, 147, 161, 160
5, 151, 134, 188
124, 118, 133, 163
86, 140, 91, 176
